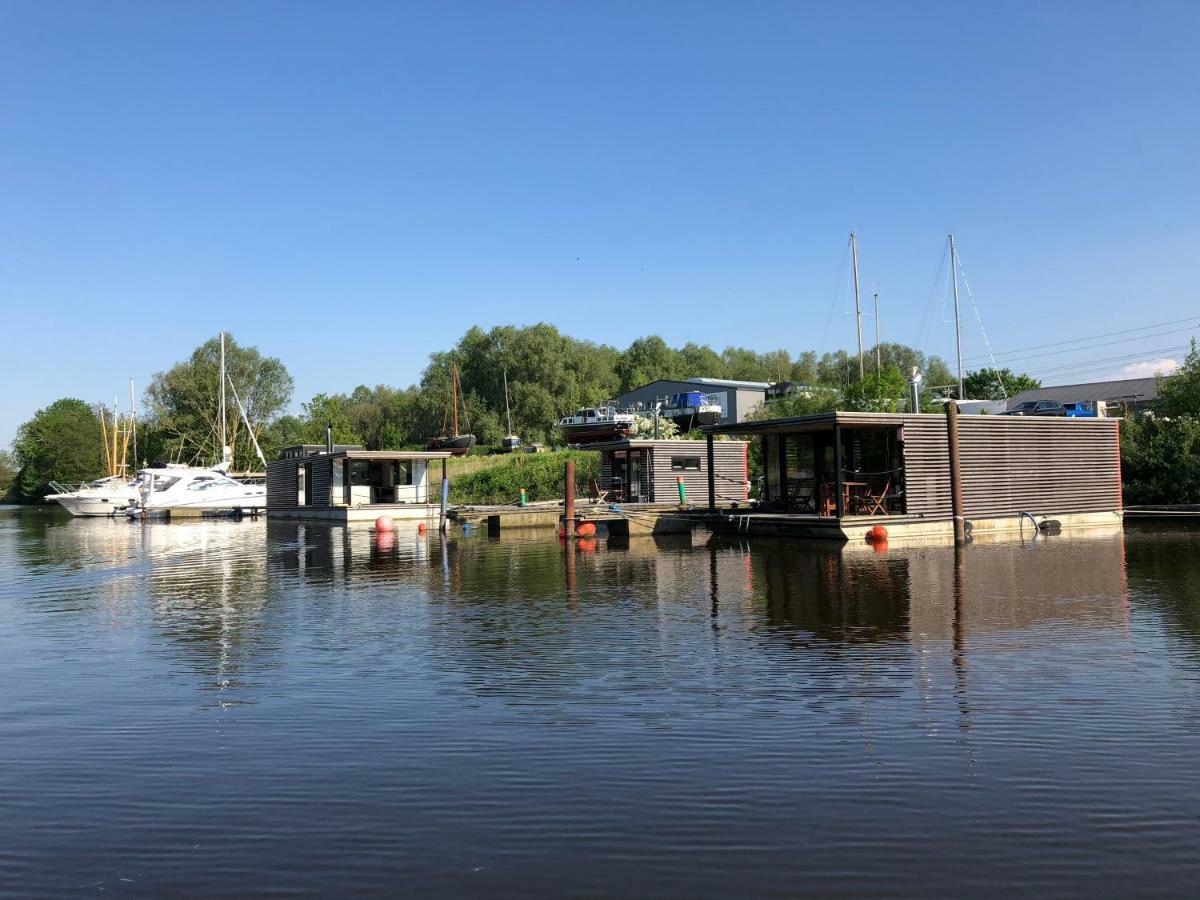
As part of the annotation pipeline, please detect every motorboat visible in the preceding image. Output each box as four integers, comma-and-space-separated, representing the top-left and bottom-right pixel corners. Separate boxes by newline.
660, 391, 722, 431
126, 464, 266, 517
557, 405, 636, 444
46, 476, 141, 517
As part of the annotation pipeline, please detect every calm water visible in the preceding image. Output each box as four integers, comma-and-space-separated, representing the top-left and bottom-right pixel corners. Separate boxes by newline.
2, 510, 1200, 897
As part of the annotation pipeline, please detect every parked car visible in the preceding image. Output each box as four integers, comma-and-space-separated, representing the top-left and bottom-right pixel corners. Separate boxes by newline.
1004, 400, 1068, 416
1062, 402, 1098, 418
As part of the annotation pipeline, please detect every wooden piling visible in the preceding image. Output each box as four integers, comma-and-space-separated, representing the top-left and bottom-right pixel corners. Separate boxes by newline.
945, 400, 966, 545
564, 459, 576, 539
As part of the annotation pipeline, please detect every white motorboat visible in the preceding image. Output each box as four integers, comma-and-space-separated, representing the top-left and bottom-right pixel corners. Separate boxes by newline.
46, 476, 141, 517
557, 405, 637, 444
126, 464, 266, 517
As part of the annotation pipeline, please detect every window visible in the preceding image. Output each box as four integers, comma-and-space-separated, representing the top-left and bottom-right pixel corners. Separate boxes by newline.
671, 456, 701, 472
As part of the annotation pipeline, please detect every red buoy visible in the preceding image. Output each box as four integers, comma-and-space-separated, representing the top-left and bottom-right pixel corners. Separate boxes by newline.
576, 521, 597, 538
867, 524, 888, 542
417, 522, 427, 534
375, 515, 395, 533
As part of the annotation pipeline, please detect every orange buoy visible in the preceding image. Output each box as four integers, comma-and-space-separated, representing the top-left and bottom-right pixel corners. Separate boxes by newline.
375, 515, 395, 533
576, 521, 597, 538
417, 522, 427, 534
867, 524, 888, 542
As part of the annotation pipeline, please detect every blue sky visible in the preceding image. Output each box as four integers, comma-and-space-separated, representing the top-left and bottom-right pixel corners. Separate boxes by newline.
2, 1, 1197, 445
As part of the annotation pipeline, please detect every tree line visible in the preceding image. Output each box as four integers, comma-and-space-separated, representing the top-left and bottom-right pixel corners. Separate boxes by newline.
7, 323, 1042, 501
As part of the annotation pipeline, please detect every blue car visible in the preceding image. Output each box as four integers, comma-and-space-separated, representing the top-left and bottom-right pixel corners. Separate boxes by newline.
1062, 402, 1098, 418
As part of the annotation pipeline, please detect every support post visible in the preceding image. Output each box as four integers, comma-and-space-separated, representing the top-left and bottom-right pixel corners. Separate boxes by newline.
706, 433, 716, 511
946, 400, 966, 545
834, 424, 845, 519
439, 458, 449, 533
564, 459, 576, 539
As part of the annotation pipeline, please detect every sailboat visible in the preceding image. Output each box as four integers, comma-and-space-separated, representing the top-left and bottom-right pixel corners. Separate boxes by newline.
426, 362, 477, 456
126, 332, 267, 517
501, 369, 521, 453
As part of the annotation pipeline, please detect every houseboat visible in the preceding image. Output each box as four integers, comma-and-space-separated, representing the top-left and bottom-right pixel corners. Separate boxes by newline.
584, 439, 749, 506
266, 445, 452, 522
699, 411, 1122, 541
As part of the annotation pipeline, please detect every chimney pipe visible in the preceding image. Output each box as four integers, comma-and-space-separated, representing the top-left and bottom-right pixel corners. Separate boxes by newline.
325, 422, 333, 454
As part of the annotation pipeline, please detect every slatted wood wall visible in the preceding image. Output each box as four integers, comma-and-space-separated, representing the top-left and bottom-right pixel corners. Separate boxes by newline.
267, 460, 299, 509
898, 415, 1121, 518
648, 441, 747, 504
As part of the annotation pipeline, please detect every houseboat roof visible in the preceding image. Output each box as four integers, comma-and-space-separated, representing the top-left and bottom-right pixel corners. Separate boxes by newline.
578, 438, 747, 452
278, 449, 453, 463
704, 410, 1118, 436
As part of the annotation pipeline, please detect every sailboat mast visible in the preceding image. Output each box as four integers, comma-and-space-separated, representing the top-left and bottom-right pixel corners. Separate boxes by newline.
851, 231, 864, 379
503, 369, 514, 434
129, 378, 138, 472
219, 331, 227, 454
949, 233, 964, 399
874, 291, 881, 376
452, 364, 460, 437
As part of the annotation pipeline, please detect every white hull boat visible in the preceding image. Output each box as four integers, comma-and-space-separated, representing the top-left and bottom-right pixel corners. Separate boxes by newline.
126, 466, 266, 517
46, 477, 141, 517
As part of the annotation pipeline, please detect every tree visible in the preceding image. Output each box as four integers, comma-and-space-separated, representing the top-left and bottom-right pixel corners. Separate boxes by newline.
615, 336, 683, 393
843, 366, 908, 411
1121, 417, 1200, 504
0, 450, 18, 501
12, 398, 104, 501
1155, 339, 1200, 418
962, 367, 1041, 401
144, 334, 293, 470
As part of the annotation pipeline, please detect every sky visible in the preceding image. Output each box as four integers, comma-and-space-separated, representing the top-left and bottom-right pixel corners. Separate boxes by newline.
2, 1, 1197, 446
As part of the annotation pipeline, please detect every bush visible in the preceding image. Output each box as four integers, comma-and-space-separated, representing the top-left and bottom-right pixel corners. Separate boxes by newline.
1121, 417, 1200, 505
448, 450, 601, 505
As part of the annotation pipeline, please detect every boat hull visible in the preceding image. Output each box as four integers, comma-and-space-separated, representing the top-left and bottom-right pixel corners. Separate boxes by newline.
49, 495, 135, 517
558, 424, 635, 444
427, 434, 476, 456
665, 408, 721, 431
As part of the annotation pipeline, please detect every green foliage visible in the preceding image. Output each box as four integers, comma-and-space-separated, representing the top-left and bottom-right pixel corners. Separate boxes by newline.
963, 367, 1041, 401
843, 366, 908, 411
448, 450, 601, 505
1155, 339, 1200, 418
0, 450, 19, 502
12, 398, 104, 501
751, 388, 841, 419
144, 333, 293, 470
1121, 417, 1200, 504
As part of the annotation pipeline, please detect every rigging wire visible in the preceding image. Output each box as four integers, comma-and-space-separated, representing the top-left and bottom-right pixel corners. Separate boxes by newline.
1020, 343, 1190, 378
914, 237, 950, 355
952, 246, 1007, 398
818, 236, 852, 355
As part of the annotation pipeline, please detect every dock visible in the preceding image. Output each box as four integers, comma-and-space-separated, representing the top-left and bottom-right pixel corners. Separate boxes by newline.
451, 500, 746, 536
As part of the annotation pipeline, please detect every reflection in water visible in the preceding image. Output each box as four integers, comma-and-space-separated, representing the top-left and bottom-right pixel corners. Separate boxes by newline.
4, 509, 1200, 897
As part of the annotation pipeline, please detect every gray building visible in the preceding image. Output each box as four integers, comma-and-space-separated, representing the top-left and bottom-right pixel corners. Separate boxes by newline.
615, 378, 768, 425
1007, 376, 1160, 415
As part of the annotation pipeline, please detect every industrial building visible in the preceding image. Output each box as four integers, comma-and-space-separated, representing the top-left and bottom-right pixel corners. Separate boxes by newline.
614, 378, 768, 425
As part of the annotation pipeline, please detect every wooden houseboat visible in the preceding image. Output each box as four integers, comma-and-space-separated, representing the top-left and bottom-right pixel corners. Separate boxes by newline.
584, 439, 750, 506
700, 411, 1122, 541
267, 445, 452, 522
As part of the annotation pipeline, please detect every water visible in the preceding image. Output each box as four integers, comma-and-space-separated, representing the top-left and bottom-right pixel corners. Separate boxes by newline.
2, 510, 1200, 897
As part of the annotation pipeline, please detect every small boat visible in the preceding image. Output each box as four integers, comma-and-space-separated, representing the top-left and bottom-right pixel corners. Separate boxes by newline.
557, 405, 636, 444
427, 362, 476, 457
660, 391, 722, 431
46, 476, 141, 517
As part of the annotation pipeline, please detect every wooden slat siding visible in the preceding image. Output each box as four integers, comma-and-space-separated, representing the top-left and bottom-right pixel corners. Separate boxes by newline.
267, 460, 299, 510
310, 457, 334, 507
648, 442, 747, 504
896, 416, 1120, 518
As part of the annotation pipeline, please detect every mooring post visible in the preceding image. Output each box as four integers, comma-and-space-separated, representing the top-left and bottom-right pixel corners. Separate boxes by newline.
706, 433, 716, 512
945, 400, 966, 546
439, 458, 449, 533
564, 459, 576, 539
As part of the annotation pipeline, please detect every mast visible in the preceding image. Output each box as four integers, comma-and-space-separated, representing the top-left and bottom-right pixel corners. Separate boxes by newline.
874, 291, 881, 376
452, 363, 460, 437
503, 369, 514, 435
129, 378, 138, 472
219, 331, 227, 455
851, 231, 864, 379
949, 233, 964, 399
